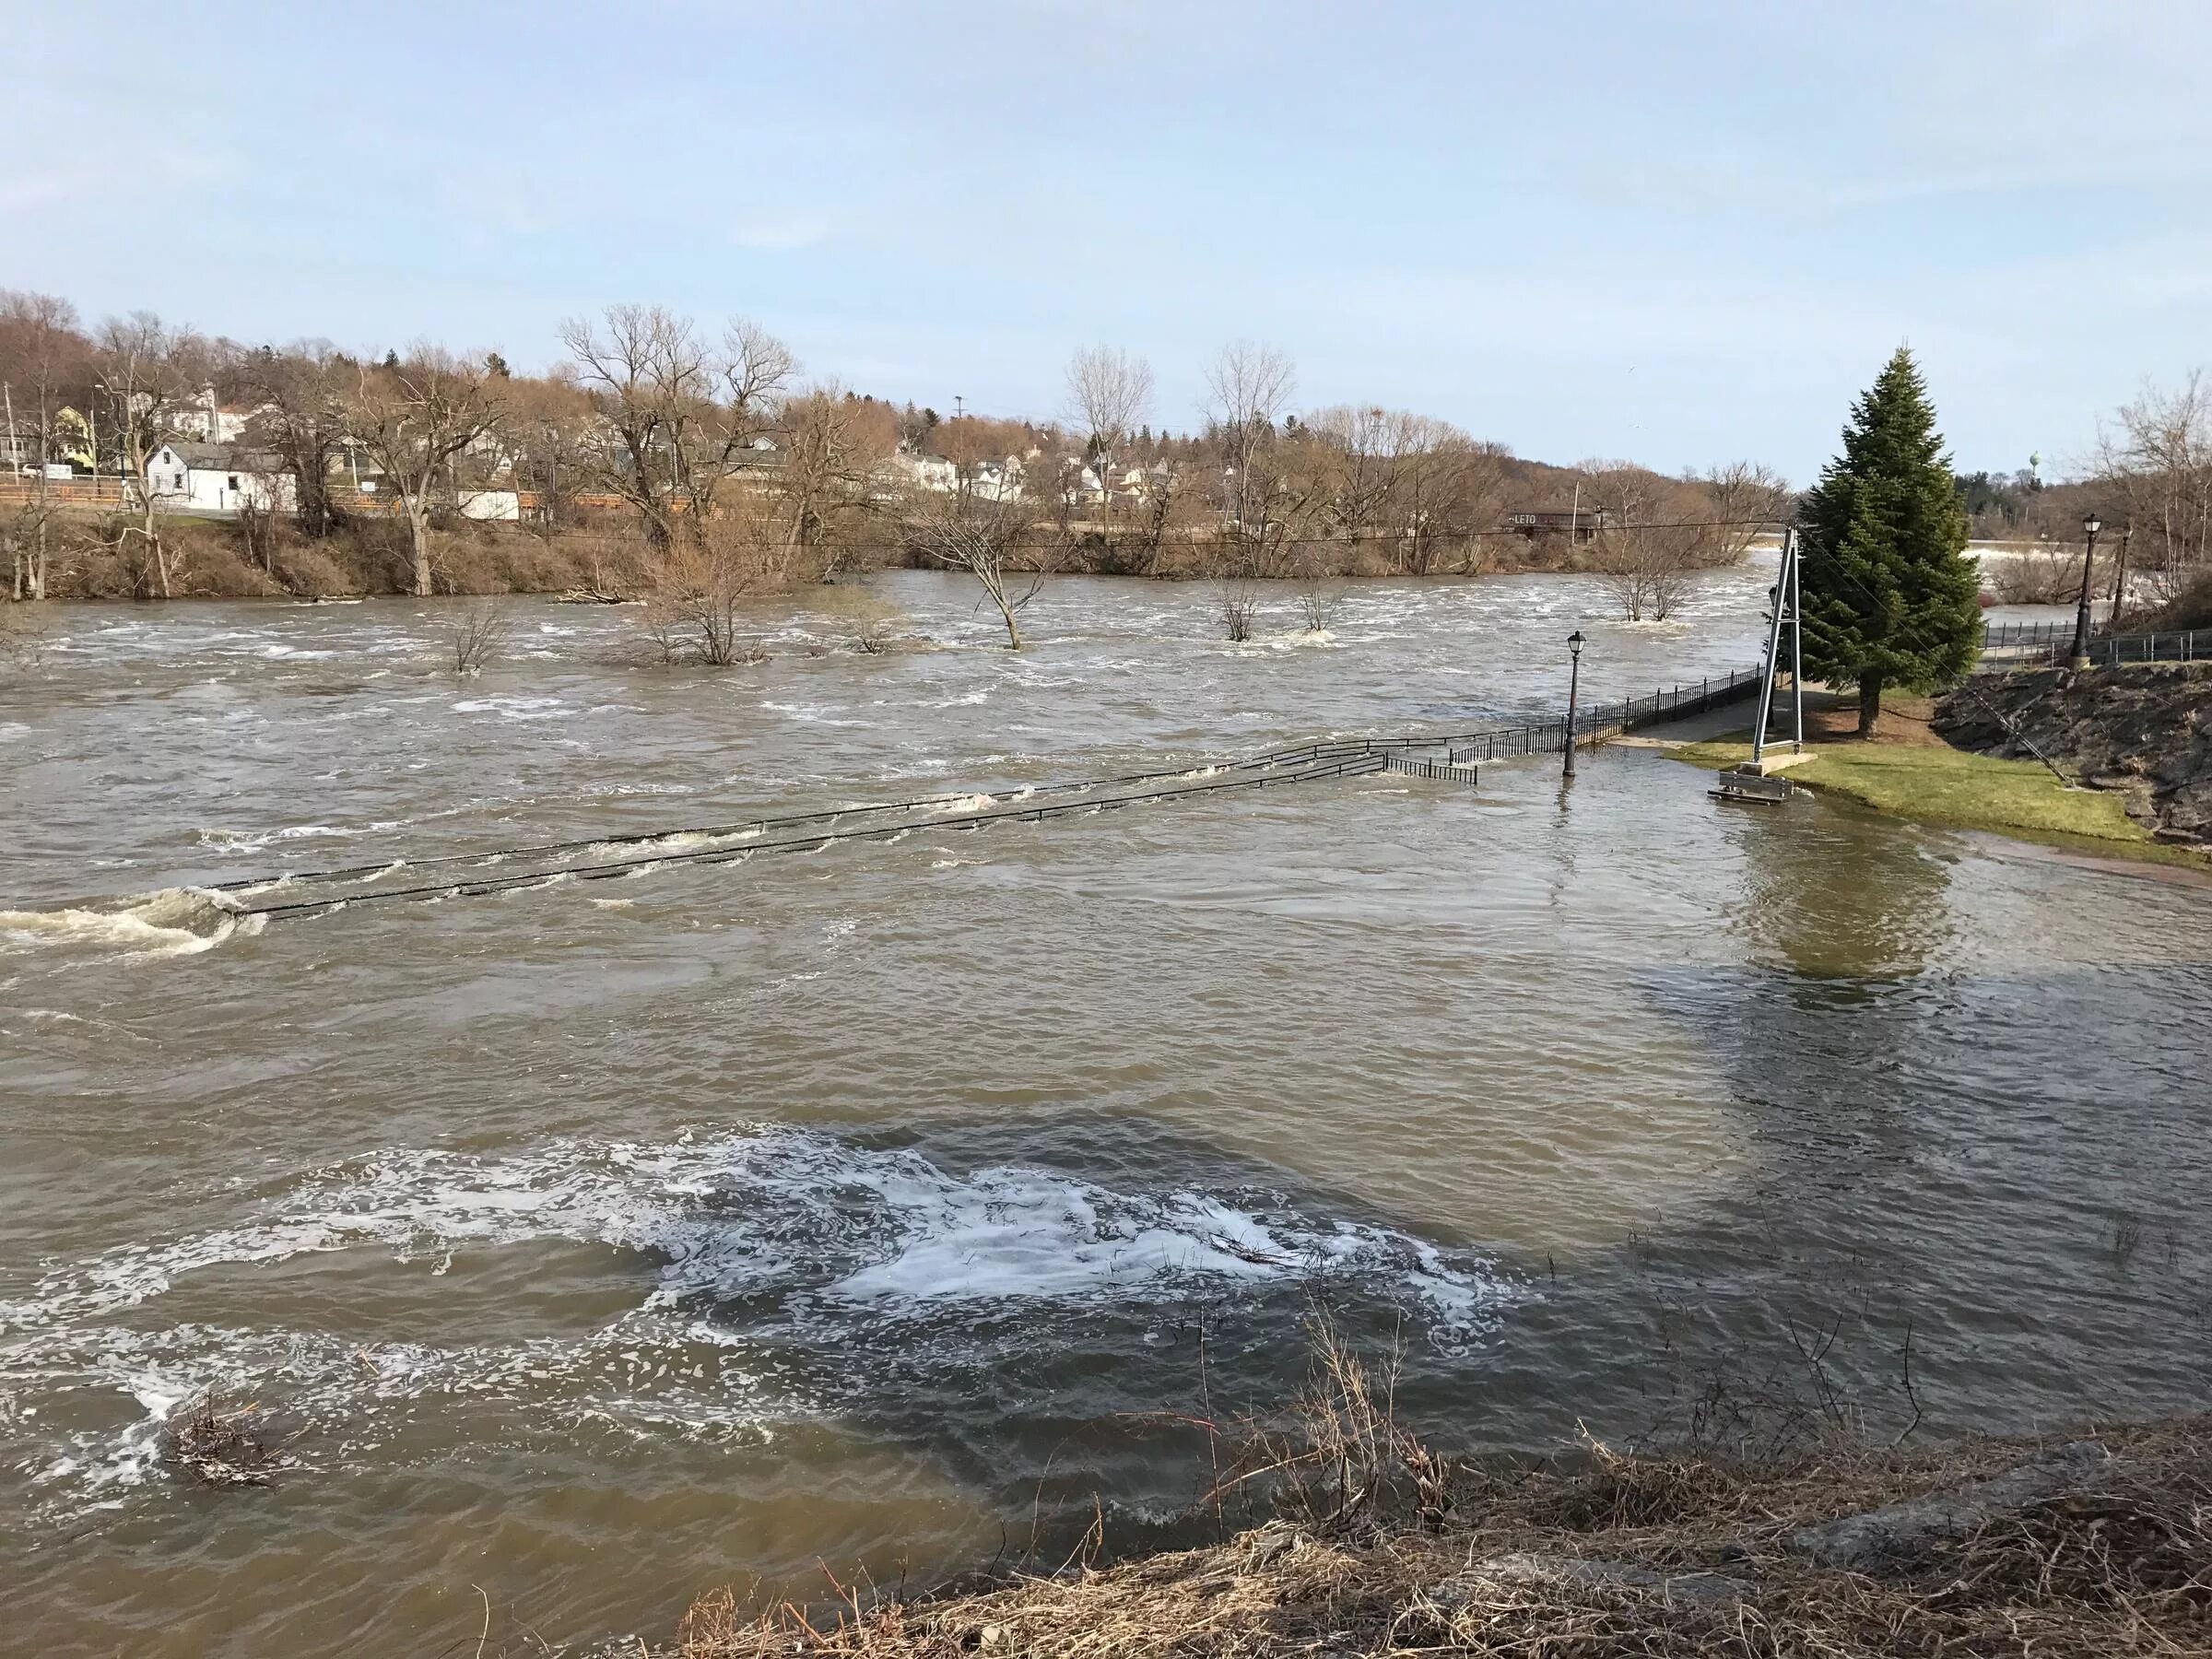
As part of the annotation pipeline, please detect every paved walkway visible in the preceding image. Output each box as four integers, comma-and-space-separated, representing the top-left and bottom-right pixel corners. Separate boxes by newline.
1615, 687, 1850, 747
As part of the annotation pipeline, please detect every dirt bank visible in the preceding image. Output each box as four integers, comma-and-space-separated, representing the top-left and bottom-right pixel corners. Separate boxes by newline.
1936, 663, 2212, 846
670, 1418, 2212, 1656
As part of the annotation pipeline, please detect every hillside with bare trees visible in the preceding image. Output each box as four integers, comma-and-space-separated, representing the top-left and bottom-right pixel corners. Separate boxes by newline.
3, 286, 1795, 611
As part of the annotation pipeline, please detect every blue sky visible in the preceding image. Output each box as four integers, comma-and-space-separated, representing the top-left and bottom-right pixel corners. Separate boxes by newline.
7, 2, 2208, 482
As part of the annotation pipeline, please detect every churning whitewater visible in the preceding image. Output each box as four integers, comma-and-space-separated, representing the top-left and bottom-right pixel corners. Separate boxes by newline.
1, 1125, 1517, 1524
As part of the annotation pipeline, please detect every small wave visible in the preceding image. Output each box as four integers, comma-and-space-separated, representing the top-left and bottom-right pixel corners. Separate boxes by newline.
583, 827, 761, 862
0, 888, 265, 961
928, 794, 998, 817
759, 700, 870, 728
197, 819, 406, 854
451, 694, 568, 719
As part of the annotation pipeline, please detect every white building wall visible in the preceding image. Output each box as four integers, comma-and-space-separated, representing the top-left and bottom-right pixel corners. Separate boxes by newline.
145, 447, 299, 514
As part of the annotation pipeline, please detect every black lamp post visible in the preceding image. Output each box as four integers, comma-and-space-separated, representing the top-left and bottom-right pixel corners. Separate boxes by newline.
2069, 512, 2102, 669
1563, 629, 1585, 780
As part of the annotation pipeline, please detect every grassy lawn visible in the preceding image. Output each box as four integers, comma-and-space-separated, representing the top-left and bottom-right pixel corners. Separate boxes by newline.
1663, 738, 2198, 860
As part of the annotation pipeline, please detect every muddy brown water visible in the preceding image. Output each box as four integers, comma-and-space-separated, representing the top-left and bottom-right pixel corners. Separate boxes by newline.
3, 573, 2207, 1655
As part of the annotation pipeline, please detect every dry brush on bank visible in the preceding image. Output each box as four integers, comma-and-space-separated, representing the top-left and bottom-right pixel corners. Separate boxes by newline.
670, 1415, 2212, 1658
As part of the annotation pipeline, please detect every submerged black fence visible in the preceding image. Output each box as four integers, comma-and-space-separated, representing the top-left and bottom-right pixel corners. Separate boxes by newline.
207, 661, 1772, 924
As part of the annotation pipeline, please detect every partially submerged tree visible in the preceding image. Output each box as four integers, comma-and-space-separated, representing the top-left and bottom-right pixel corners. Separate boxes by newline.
341, 347, 503, 596
440, 600, 510, 675
909, 491, 1040, 649
1800, 347, 1979, 734
1588, 518, 1709, 620
1700, 460, 1794, 562
777, 384, 897, 571
641, 509, 794, 665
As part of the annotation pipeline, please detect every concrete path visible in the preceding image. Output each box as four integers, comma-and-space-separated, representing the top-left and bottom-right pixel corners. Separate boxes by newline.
1616, 687, 1850, 747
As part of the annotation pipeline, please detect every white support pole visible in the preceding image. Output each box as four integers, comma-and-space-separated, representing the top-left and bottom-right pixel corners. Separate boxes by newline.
1788, 527, 1806, 752
1749, 527, 1790, 767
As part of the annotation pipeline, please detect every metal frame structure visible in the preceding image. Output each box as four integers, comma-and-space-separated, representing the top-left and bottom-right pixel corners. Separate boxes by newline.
1748, 524, 1806, 765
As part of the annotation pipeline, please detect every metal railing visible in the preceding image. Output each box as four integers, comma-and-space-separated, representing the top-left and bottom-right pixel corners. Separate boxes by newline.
1387, 756, 1484, 784
1976, 626, 2208, 672
1441, 665, 1767, 764
1981, 620, 2076, 649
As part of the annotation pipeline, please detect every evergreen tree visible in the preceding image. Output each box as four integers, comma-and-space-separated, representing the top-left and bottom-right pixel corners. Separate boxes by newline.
1799, 347, 1979, 734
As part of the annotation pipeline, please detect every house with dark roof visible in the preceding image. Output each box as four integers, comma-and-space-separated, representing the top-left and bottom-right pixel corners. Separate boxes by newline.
147, 441, 298, 515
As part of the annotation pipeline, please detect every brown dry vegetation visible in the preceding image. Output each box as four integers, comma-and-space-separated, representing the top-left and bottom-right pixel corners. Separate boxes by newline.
662, 1323, 2211, 1658
670, 1424, 2211, 1658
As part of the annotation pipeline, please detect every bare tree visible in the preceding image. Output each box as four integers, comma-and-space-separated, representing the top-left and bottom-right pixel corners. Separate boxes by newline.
561, 305, 793, 547
1065, 346, 1154, 543
1407, 433, 1512, 576
1205, 341, 1296, 535
640, 509, 793, 665
1576, 459, 1708, 620
440, 600, 511, 675
1128, 456, 1190, 576
1700, 460, 1794, 562
909, 491, 1041, 649
1288, 538, 1343, 632
241, 342, 352, 538
0, 289, 88, 599
95, 312, 207, 598
1304, 405, 1403, 551
777, 383, 896, 571
341, 347, 503, 596
1200, 541, 1267, 641
2097, 372, 2212, 604
1589, 519, 1712, 620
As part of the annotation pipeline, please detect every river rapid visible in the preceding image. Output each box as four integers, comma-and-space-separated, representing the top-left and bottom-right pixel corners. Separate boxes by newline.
3, 571, 2208, 1654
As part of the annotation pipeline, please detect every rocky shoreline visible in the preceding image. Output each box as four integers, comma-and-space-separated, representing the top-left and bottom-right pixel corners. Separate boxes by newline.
1936, 662, 2212, 846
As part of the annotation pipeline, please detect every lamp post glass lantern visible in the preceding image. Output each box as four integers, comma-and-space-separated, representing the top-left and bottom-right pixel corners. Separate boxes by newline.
2070, 512, 2103, 667
1563, 630, 1585, 779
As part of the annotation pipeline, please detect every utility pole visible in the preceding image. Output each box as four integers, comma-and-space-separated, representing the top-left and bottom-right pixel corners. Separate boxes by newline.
2108, 522, 2134, 627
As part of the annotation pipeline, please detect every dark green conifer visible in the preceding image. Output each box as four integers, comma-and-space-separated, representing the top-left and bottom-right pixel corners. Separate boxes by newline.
1799, 347, 1979, 733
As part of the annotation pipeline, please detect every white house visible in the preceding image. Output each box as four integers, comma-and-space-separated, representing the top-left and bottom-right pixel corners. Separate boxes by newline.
141, 388, 262, 443
881, 449, 1028, 502
455, 488, 521, 521
146, 441, 298, 515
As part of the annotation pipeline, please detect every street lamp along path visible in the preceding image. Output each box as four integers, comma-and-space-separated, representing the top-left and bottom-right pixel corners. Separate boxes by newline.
2070, 512, 2102, 670
1562, 629, 1584, 781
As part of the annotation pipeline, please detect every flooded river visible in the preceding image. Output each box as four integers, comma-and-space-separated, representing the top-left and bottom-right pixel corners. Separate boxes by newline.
4, 571, 2208, 1654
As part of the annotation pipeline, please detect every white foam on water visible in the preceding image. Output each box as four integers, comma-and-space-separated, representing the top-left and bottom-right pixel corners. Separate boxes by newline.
0, 1129, 1516, 1518
4, 1128, 1512, 1341
928, 794, 998, 817
451, 694, 568, 720
0, 888, 265, 961
584, 826, 761, 862
759, 700, 869, 728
